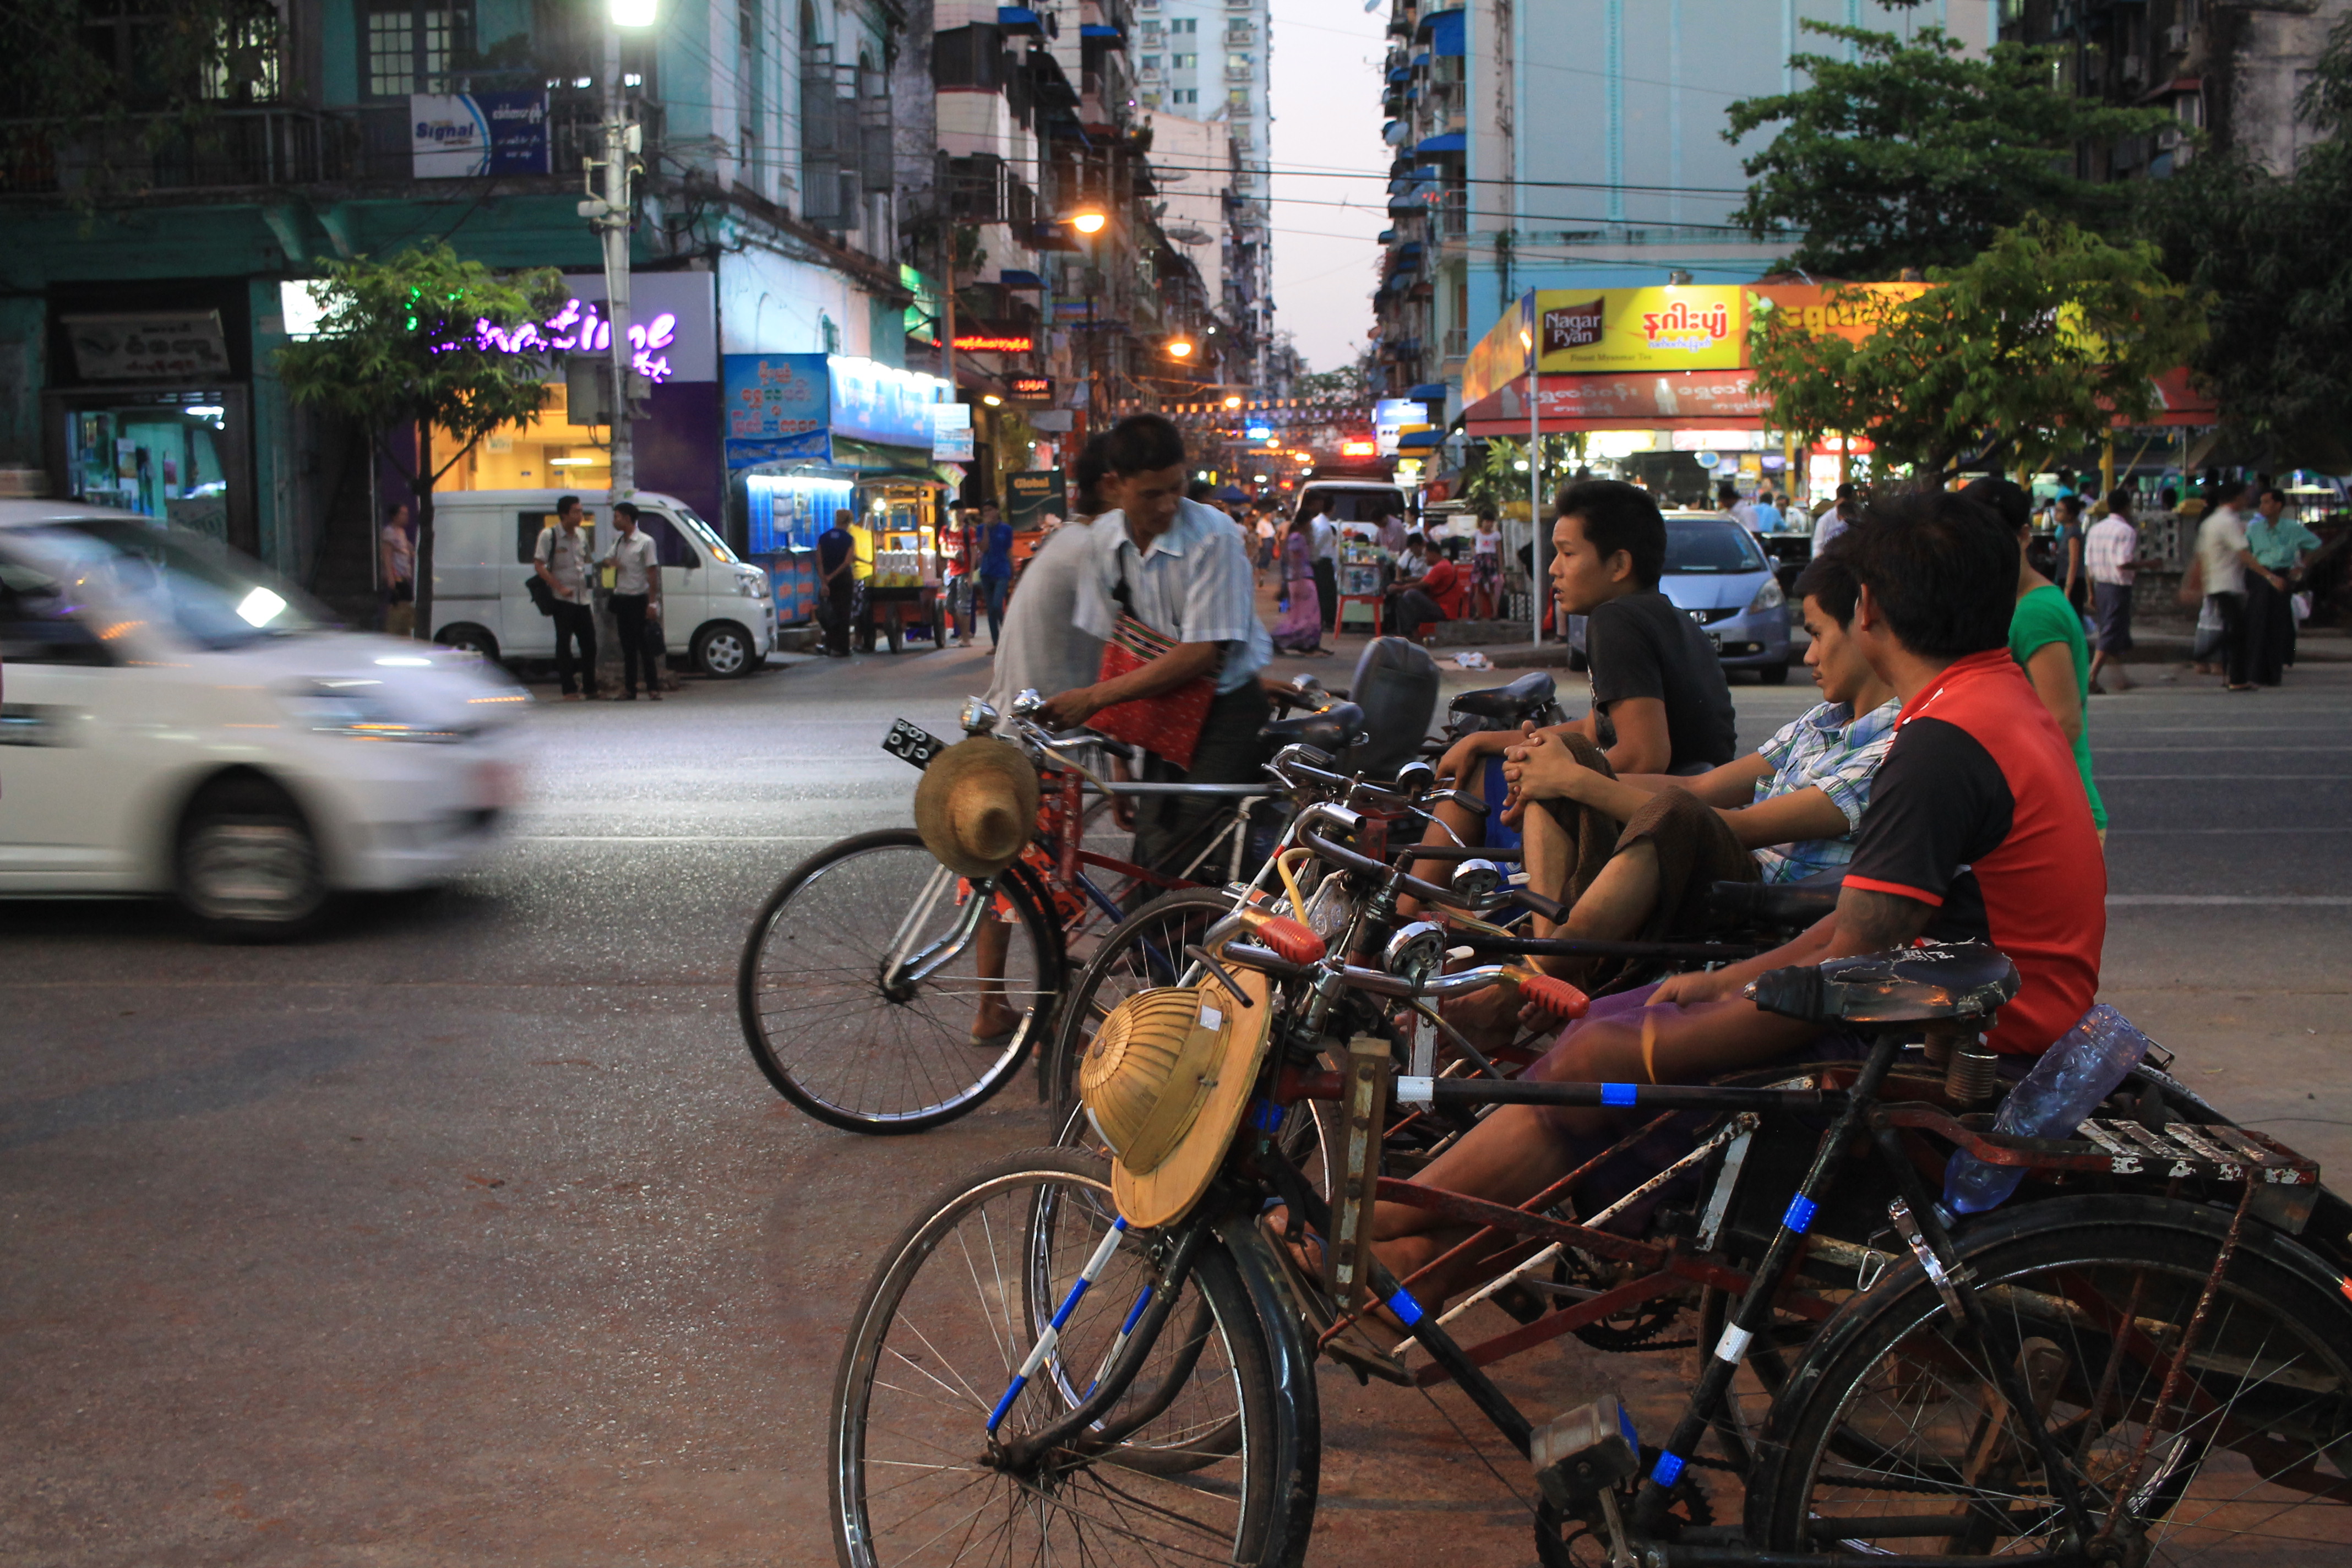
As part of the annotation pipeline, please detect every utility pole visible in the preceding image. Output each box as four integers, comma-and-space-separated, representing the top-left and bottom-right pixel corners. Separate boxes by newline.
586, 4, 650, 506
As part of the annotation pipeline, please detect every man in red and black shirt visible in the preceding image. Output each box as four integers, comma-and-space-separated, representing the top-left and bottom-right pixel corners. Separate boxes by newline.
1371, 489, 2106, 1302
1388, 537, 1468, 640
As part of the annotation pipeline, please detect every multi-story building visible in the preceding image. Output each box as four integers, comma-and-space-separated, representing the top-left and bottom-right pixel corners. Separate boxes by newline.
1371, 1, 1996, 413
0, 0, 926, 608
1135, 0, 1271, 389
1997, 0, 2352, 180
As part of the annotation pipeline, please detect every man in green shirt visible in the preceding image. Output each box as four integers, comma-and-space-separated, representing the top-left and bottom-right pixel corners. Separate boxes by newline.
2246, 488, 2321, 687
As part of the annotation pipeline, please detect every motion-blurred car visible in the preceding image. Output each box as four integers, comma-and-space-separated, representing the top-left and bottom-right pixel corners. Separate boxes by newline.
1569, 509, 1793, 683
0, 501, 527, 938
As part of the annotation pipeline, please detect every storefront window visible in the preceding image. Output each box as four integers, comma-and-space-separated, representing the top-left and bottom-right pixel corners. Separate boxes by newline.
435, 379, 611, 491
63, 395, 236, 541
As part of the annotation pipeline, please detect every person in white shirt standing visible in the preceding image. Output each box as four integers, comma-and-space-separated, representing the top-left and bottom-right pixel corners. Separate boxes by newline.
2196, 480, 2263, 691
379, 500, 416, 636
603, 502, 663, 701
533, 495, 600, 700
1046, 414, 1275, 879
1303, 496, 1340, 632
2083, 489, 2149, 694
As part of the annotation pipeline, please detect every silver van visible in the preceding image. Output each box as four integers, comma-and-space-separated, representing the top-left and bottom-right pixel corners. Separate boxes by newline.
426, 489, 776, 677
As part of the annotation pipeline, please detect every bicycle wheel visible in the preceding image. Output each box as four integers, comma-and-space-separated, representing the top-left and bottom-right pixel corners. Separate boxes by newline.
1748, 1195, 2352, 1562
738, 830, 1058, 1134
1041, 885, 1242, 1117
829, 1146, 1312, 1567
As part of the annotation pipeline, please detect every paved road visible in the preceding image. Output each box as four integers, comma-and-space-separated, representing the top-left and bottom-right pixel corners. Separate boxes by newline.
5, 636, 2349, 1566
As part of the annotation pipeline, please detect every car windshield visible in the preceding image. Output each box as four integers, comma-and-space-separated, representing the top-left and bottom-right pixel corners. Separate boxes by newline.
1664, 519, 1768, 574
31, 517, 326, 649
1308, 488, 1405, 522
670, 505, 738, 564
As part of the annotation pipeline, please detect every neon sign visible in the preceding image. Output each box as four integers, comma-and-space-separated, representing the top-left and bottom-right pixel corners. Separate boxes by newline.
952, 332, 1036, 353
447, 298, 682, 382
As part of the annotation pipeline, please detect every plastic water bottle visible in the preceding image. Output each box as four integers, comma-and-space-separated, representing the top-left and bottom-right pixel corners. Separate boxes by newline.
1941, 1005, 2155, 1216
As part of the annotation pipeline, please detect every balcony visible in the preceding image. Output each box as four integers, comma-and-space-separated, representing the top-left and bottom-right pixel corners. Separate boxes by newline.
0, 97, 640, 196
1442, 325, 1469, 360
1224, 62, 1254, 81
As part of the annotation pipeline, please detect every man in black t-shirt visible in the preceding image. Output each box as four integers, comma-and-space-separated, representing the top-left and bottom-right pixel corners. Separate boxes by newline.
816, 517, 856, 657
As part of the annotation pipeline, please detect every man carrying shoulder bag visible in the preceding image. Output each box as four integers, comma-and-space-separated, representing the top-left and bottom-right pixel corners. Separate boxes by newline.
1044, 415, 1275, 880
534, 494, 599, 700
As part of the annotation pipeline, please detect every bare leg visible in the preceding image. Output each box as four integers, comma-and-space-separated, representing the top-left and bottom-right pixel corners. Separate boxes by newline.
972, 916, 1021, 1041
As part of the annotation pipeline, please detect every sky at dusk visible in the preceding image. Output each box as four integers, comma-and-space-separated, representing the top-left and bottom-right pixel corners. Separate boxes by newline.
1265, 1, 1392, 374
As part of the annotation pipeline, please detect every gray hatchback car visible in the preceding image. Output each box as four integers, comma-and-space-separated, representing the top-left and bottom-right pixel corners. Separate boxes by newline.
1569, 510, 1794, 683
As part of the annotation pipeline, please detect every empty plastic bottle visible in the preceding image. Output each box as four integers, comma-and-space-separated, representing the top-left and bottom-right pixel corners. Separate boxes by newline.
1941, 1004, 2155, 1216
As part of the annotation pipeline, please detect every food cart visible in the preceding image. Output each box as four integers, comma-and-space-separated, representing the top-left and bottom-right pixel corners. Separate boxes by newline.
854, 480, 948, 652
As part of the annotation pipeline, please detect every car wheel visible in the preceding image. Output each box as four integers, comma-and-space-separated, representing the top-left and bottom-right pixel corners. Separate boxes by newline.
437, 622, 499, 661
177, 776, 328, 942
1756, 661, 1790, 685
693, 621, 754, 678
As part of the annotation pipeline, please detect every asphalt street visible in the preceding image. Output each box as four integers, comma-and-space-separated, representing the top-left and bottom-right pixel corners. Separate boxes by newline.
4, 631, 2350, 1566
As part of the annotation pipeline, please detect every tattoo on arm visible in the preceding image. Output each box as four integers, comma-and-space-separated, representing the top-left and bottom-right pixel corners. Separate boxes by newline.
1832, 888, 1937, 955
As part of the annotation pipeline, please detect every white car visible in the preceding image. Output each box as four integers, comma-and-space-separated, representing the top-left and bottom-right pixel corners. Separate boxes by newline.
0, 501, 527, 938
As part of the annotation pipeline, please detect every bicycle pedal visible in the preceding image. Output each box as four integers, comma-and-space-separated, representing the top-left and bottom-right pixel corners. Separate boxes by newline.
1531, 1394, 1641, 1511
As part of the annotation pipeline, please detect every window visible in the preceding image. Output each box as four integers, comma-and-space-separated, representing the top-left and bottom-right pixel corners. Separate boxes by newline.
1142, 53, 1160, 69
1173, 88, 1197, 105
1172, 16, 1196, 32
1228, 86, 1249, 107
0, 554, 109, 669
364, 3, 471, 99
1227, 52, 1252, 69
1141, 90, 1161, 107
1172, 52, 1196, 68
641, 514, 704, 569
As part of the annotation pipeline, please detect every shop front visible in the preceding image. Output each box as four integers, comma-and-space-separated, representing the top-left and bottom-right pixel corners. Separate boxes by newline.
382, 270, 723, 531
722, 352, 954, 644
43, 292, 257, 554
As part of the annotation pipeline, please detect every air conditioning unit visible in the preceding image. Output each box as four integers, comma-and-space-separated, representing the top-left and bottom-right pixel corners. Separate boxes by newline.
2162, 22, 2189, 53
2155, 124, 2182, 151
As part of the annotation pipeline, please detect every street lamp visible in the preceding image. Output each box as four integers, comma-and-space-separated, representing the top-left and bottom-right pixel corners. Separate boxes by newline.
1222, 394, 1243, 409
1165, 336, 1195, 360
590, 0, 655, 507
611, 0, 655, 24
1069, 208, 1108, 235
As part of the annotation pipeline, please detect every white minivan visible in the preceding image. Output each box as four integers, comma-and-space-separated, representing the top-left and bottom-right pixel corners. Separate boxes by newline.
427, 489, 776, 678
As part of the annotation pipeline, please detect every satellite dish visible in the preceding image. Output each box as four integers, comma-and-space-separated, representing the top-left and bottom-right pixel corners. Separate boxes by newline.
1166, 226, 1211, 246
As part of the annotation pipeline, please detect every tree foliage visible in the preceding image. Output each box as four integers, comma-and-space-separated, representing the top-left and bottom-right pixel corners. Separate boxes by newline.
2136, 14, 2352, 468
275, 244, 566, 639
1458, 434, 1586, 520
1725, 23, 2176, 277
1749, 217, 2206, 476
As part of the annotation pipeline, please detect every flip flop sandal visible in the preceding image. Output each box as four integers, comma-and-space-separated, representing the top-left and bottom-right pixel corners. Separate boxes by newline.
1257, 1215, 1410, 1385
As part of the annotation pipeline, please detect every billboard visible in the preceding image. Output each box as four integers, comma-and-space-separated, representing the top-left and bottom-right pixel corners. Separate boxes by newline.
1532, 286, 1745, 373
723, 353, 832, 469
410, 92, 550, 178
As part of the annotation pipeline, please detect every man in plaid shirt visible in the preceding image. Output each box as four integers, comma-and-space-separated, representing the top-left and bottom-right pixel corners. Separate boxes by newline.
1499, 549, 1901, 957
2083, 490, 2150, 693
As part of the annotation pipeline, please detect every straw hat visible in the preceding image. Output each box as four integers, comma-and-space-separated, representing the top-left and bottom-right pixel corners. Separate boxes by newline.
913, 736, 1041, 878
1080, 965, 1276, 1228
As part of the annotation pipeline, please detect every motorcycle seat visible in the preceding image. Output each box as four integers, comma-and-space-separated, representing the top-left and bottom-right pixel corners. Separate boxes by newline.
1450, 671, 1556, 722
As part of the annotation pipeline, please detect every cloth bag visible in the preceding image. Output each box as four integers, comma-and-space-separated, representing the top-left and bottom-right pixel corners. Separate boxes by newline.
1088, 558, 1215, 769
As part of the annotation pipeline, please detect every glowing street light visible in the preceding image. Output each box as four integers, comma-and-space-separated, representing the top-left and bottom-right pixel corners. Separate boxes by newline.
1222, 394, 1243, 409
982, 393, 1003, 407
1165, 336, 1195, 360
611, 0, 656, 25
1068, 208, 1108, 235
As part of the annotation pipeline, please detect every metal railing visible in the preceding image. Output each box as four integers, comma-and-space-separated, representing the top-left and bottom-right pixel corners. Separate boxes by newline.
2, 96, 650, 196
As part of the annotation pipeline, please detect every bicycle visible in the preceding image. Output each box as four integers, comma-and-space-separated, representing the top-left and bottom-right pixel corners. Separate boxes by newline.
829, 841, 2351, 1566
736, 690, 1342, 1134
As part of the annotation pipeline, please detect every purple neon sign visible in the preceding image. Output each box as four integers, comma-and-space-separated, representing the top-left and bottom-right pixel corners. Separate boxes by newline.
443, 298, 681, 382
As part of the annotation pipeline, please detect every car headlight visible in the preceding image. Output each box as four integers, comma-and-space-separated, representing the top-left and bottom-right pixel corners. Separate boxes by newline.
737, 570, 768, 599
280, 680, 467, 743
1747, 576, 1786, 614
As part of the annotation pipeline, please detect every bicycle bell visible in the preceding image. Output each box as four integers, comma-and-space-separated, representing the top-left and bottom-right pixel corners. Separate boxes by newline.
1009, 688, 1049, 718
1383, 921, 1449, 988
959, 697, 1001, 736
1450, 857, 1506, 903
1391, 759, 1436, 797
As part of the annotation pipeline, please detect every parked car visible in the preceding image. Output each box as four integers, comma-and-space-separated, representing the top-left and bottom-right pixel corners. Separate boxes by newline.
426, 488, 775, 677
0, 500, 527, 938
1568, 509, 1793, 682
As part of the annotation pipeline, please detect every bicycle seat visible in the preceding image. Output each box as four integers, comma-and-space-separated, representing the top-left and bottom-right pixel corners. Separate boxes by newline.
1450, 671, 1555, 721
1704, 880, 1842, 933
1260, 700, 1366, 756
1746, 940, 2019, 1027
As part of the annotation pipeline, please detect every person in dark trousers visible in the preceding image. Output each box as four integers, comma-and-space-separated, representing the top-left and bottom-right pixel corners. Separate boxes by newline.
602, 502, 663, 700
977, 500, 1014, 648
1046, 414, 1276, 881
2196, 481, 2262, 691
1300, 494, 1338, 631
533, 494, 598, 699
816, 512, 857, 657
2245, 487, 2320, 687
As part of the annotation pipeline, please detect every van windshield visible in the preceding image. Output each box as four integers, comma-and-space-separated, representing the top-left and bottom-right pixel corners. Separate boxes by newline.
1303, 488, 1406, 523
668, 506, 737, 564
32, 517, 326, 649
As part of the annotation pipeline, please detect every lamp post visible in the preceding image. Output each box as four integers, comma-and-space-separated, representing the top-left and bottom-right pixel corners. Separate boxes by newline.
590, 0, 654, 507
1521, 323, 1543, 647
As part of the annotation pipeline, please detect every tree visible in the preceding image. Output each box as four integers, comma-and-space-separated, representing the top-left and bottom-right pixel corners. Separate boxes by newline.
275, 244, 565, 641
1458, 434, 1586, 520
1725, 23, 2176, 278
1747, 217, 2207, 476
2137, 14, 2352, 468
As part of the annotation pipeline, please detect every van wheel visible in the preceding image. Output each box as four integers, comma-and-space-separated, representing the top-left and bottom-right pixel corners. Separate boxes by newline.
177, 776, 328, 942
437, 623, 499, 661
693, 621, 754, 678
